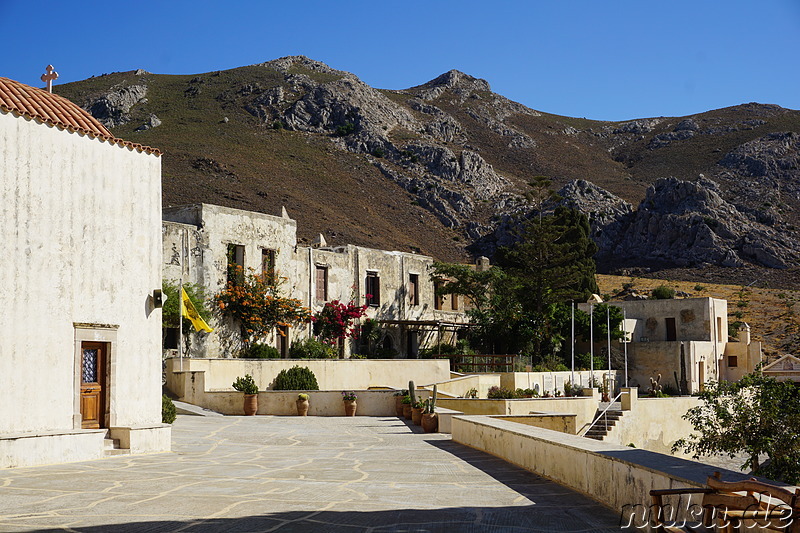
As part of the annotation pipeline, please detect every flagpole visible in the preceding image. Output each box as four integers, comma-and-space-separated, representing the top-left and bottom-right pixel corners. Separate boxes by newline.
606, 306, 612, 395
590, 303, 594, 388
179, 229, 185, 371
570, 301, 575, 388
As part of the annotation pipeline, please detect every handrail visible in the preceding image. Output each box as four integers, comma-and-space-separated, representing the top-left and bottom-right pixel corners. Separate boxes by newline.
580, 391, 625, 437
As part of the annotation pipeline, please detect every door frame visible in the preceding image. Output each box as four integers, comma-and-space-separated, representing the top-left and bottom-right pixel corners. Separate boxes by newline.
73, 323, 118, 430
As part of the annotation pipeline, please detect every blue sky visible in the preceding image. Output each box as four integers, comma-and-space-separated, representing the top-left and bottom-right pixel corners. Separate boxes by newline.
2, 0, 798, 121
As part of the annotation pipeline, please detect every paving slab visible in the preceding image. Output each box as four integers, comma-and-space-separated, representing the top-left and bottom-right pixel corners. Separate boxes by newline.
0, 415, 624, 532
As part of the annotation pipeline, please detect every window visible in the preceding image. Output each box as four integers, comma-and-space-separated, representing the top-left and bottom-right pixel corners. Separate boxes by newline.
451, 293, 459, 311
409, 274, 419, 306
262, 249, 276, 278
365, 272, 380, 306
434, 280, 444, 310
665, 317, 677, 341
728, 356, 738, 368
315, 265, 328, 301
277, 325, 289, 358
226, 244, 245, 285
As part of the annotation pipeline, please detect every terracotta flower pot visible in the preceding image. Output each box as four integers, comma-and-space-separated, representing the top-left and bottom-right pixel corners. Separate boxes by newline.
243, 394, 258, 416
344, 400, 357, 416
394, 396, 404, 417
411, 407, 423, 425
403, 404, 412, 419
296, 399, 309, 416
421, 413, 438, 433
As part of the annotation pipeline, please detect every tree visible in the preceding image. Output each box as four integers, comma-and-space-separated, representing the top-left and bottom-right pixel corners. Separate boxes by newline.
673, 372, 800, 484
162, 280, 211, 355
216, 266, 311, 351
494, 206, 598, 361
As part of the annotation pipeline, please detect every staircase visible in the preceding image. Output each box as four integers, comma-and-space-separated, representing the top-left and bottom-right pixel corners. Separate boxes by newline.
103, 432, 130, 457
584, 407, 624, 441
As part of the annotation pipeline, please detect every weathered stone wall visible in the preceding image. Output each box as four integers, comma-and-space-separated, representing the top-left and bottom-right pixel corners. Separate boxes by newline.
452, 415, 758, 520
0, 110, 164, 437
161, 204, 468, 358
605, 390, 700, 454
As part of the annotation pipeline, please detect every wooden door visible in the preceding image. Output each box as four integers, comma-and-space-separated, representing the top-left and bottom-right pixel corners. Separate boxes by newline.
80, 342, 107, 429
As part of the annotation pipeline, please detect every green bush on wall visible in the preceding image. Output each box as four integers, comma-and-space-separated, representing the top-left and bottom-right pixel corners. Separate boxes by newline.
240, 343, 280, 359
162, 394, 177, 424
289, 338, 337, 359
273, 365, 320, 391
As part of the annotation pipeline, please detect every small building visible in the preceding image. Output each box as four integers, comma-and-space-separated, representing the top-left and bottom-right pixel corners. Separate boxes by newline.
0, 76, 170, 467
580, 297, 761, 393
762, 354, 800, 383
162, 203, 468, 359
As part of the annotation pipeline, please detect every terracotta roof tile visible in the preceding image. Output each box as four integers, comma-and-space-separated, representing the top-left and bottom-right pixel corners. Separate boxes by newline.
0, 76, 161, 156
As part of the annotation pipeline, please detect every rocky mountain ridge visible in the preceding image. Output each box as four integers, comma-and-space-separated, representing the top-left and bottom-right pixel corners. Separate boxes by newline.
55, 56, 800, 286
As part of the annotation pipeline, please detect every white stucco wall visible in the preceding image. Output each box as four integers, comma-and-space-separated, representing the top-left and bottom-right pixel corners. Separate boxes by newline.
0, 110, 163, 435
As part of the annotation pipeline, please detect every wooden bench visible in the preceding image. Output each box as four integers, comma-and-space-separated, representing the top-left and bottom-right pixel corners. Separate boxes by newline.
649, 473, 800, 532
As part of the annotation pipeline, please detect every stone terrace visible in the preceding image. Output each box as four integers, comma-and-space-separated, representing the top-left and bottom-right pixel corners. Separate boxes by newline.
0, 415, 623, 532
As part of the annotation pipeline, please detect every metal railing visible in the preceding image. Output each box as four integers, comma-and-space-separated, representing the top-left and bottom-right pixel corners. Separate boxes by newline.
580, 391, 625, 437
430, 354, 517, 373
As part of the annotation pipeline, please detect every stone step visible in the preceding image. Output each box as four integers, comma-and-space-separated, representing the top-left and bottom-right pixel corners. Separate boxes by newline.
104, 448, 131, 457
103, 438, 119, 450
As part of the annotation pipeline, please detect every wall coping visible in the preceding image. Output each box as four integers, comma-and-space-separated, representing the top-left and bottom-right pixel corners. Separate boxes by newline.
0, 428, 106, 440
453, 414, 758, 488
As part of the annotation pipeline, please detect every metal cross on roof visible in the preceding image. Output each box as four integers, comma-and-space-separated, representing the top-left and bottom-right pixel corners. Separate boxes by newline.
40, 65, 59, 93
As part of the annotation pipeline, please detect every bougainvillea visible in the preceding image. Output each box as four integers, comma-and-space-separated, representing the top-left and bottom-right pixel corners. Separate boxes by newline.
312, 299, 368, 344
216, 265, 311, 348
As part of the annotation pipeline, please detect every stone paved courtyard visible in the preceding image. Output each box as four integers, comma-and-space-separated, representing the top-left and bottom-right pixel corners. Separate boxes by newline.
0, 415, 624, 532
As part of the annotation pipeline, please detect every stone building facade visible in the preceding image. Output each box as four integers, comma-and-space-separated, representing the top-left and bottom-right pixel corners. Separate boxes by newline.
162, 203, 468, 359
580, 297, 761, 393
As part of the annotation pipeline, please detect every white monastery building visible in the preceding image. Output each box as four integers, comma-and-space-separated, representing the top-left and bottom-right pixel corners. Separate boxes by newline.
0, 75, 170, 467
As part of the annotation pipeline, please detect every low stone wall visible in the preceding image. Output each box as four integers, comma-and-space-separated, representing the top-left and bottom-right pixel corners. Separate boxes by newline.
169, 370, 409, 416
438, 397, 599, 432
494, 414, 577, 434
0, 429, 106, 468
606, 389, 700, 455
499, 370, 621, 395
165, 357, 449, 392
428, 373, 500, 398
452, 415, 759, 521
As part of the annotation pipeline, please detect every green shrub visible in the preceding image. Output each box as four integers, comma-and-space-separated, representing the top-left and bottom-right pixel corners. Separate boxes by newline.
240, 343, 280, 359
289, 337, 337, 359
273, 366, 320, 390
232, 374, 259, 394
371, 148, 385, 158
529, 355, 569, 372
487, 386, 519, 399
335, 122, 355, 136
651, 285, 676, 300
162, 394, 177, 424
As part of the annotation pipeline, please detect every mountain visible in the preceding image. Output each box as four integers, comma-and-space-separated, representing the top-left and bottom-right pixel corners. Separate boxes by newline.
54, 56, 800, 288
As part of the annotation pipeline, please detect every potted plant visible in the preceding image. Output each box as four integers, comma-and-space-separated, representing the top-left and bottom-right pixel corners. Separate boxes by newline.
393, 389, 408, 417
401, 394, 412, 419
465, 387, 478, 399
411, 398, 424, 425
421, 385, 438, 433
342, 391, 357, 416
232, 374, 258, 415
296, 393, 309, 416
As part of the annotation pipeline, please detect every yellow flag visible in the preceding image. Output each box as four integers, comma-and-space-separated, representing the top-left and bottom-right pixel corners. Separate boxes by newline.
181, 287, 213, 333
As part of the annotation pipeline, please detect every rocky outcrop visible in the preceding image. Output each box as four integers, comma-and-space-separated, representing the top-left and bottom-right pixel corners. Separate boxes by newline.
87, 84, 148, 127
587, 177, 800, 269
